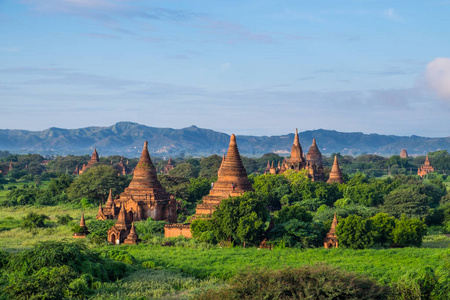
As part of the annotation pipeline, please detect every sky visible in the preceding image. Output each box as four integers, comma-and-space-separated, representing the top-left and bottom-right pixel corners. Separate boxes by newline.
1, 0, 450, 137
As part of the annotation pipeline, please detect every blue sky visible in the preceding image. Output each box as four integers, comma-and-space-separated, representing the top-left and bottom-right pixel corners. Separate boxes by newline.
1, 0, 450, 137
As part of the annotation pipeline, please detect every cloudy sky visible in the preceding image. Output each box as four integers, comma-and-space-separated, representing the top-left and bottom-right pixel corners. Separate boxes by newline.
1, 0, 450, 137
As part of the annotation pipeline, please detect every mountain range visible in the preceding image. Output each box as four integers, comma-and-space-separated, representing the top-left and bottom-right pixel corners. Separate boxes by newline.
0, 122, 449, 157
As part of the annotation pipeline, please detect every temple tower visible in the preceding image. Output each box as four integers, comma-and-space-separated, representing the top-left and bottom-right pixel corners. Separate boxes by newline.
400, 149, 408, 159
324, 213, 338, 248
281, 129, 306, 172
165, 134, 254, 238
306, 138, 324, 182
418, 153, 434, 177
327, 156, 344, 184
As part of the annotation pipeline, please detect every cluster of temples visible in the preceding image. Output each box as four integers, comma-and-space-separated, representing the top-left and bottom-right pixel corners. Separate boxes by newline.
73, 148, 130, 176
97, 141, 176, 244
263, 129, 343, 184
90, 129, 346, 243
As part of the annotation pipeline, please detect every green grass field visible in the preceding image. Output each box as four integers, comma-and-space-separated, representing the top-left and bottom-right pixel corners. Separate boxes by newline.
0, 204, 449, 299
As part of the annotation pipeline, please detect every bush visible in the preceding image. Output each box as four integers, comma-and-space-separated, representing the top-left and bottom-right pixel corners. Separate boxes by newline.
2, 241, 127, 299
336, 215, 375, 249
100, 250, 136, 265
392, 215, 427, 247
134, 218, 167, 241
20, 212, 49, 230
195, 264, 391, 300
56, 214, 74, 225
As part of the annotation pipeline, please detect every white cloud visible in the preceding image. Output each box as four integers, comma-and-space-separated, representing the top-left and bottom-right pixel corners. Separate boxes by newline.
425, 57, 450, 101
383, 8, 402, 22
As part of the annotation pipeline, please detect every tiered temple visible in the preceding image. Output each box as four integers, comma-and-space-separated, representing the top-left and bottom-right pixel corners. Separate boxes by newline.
165, 134, 254, 238
324, 213, 338, 248
418, 154, 434, 177
74, 148, 100, 175
163, 157, 175, 174
327, 156, 344, 184
266, 129, 325, 181
98, 141, 177, 228
115, 157, 129, 176
400, 149, 408, 159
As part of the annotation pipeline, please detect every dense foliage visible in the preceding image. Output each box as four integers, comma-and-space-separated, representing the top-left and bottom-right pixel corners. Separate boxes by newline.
196, 264, 391, 300
0, 241, 127, 299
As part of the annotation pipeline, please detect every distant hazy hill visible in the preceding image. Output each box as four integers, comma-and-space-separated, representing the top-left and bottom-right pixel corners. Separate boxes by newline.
0, 122, 449, 157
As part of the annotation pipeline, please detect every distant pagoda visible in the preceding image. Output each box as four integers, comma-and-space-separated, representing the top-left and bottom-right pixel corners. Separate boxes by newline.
400, 149, 408, 159
327, 156, 344, 184
418, 153, 434, 178
75, 148, 100, 175
73, 213, 89, 239
324, 213, 338, 248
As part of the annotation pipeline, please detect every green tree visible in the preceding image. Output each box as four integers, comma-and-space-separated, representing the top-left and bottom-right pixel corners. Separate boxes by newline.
392, 215, 427, 247
269, 204, 324, 248
382, 187, 430, 218
188, 177, 211, 203
199, 155, 222, 179
336, 215, 375, 249
212, 192, 269, 246
169, 163, 200, 179
253, 174, 290, 210
67, 165, 130, 204
370, 213, 396, 247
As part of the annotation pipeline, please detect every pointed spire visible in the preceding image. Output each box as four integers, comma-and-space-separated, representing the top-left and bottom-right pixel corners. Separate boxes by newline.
327, 156, 344, 184
115, 203, 128, 230
127, 141, 163, 190
290, 129, 303, 159
424, 153, 431, 166
80, 213, 86, 227
330, 213, 338, 232
294, 128, 299, 146
213, 134, 254, 192
106, 189, 114, 207
306, 138, 323, 167
271, 161, 274, 168
123, 222, 140, 244
266, 161, 270, 168
91, 147, 99, 163
98, 202, 103, 214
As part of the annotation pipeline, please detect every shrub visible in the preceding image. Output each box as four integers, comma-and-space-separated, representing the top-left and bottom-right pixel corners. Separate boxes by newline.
195, 264, 391, 300
100, 250, 136, 265
20, 212, 49, 230
142, 260, 156, 269
392, 215, 427, 247
3, 241, 127, 299
56, 214, 74, 225
336, 215, 375, 249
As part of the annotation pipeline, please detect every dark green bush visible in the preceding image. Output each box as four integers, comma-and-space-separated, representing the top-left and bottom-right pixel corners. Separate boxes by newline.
20, 212, 49, 230
195, 264, 391, 300
2, 241, 127, 299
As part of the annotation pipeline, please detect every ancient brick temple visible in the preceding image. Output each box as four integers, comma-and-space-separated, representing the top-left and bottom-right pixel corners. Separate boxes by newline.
324, 213, 338, 248
165, 134, 254, 238
106, 204, 139, 244
267, 129, 325, 181
74, 148, 100, 175
400, 149, 408, 159
163, 157, 175, 174
73, 214, 89, 239
97, 141, 177, 224
418, 153, 434, 177
114, 157, 129, 176
327, 156, 344, 184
